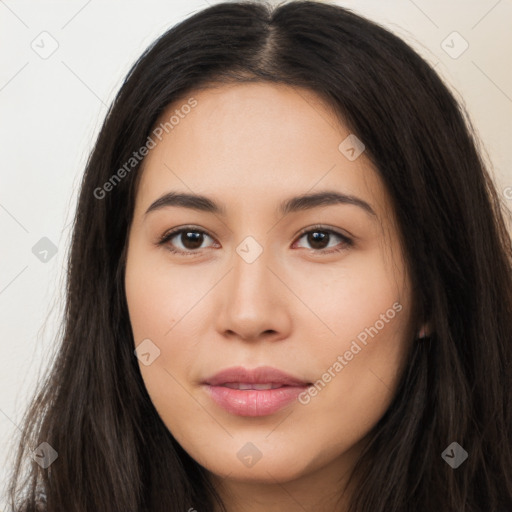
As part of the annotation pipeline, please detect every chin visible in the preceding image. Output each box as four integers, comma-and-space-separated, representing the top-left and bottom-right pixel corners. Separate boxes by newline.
188, 438, 322, 484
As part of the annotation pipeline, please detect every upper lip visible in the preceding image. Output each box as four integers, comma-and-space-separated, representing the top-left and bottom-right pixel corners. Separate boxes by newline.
203, 366, 310, 387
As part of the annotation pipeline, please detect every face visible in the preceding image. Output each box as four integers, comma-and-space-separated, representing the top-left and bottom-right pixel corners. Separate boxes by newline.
124, 82, 414, 486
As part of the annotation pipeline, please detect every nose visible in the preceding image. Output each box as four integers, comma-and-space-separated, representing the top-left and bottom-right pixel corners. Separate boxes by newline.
214, 244, 293, 343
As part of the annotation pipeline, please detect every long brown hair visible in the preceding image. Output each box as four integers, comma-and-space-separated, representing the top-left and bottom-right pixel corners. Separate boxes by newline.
8, 1, 512, 511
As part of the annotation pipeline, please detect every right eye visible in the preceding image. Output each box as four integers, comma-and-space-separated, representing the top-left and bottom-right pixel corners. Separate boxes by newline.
158, 226, 218, 256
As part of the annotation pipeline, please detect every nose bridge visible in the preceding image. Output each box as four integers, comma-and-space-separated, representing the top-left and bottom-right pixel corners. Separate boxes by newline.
215, 233, 291, 341
231, 234, 276, 309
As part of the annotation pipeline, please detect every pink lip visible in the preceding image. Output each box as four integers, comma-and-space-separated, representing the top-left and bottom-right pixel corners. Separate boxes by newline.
203, 366, 311, 417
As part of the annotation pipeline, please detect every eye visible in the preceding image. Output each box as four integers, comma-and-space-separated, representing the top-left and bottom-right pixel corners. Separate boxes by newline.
158, 226, 217, 256
293, 225, 353, 254
157, 224, 353, 256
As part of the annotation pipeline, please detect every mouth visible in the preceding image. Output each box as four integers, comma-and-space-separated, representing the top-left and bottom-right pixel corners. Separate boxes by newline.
202, 366, 312, 417
221, 382, 292, 390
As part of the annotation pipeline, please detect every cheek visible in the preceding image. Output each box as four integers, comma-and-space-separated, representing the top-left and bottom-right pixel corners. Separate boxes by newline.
295, 250, 411, 432
125, 266, 171, 344
125, 256, 201, 434
124, 246, 209, 400
298, 248, 407, 347
125, 244, 205, 343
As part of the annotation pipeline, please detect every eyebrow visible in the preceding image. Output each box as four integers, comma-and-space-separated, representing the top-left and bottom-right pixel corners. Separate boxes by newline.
144, 190, 377, 218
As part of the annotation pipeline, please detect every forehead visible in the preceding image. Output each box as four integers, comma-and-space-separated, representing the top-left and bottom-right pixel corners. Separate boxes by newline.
135, 82, 391, 221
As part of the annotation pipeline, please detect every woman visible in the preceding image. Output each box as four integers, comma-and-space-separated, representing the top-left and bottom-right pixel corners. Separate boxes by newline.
8, 1, 512, 511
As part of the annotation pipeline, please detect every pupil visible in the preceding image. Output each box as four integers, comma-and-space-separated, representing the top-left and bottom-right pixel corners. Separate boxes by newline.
182, 231, 203, 249
308, 231, 328, 249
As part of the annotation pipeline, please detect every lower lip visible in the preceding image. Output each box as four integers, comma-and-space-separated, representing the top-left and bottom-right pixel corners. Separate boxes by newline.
205, 385, 308, 416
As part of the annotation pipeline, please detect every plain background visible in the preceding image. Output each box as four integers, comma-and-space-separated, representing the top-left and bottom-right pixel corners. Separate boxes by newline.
0, 0, 511, 507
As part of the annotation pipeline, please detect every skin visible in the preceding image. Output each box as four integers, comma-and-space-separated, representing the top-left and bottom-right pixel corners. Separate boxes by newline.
124, 82, 421, 511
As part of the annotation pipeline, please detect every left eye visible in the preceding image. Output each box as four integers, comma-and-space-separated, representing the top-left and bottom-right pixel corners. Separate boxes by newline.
294, 228, 352, 253
158, 226, 352, 256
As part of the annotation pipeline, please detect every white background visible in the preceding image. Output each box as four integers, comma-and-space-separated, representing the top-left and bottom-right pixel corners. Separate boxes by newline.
1, 0, 511, 507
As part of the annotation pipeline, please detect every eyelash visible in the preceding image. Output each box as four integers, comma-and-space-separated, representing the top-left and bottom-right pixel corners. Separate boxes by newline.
157, 224, 353, 257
